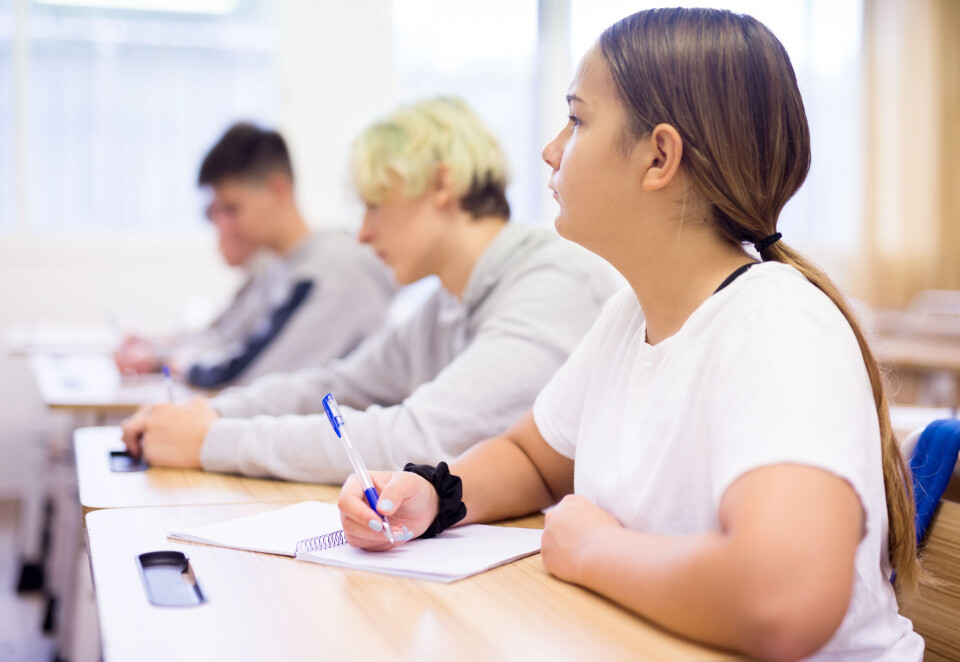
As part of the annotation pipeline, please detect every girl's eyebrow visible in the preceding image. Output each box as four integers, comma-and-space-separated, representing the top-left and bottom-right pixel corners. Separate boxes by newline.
566, 94, 586, 105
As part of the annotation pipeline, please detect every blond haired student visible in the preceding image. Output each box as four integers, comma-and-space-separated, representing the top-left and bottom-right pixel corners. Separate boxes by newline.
337, 9, 923, 661
121, 97, 615, 483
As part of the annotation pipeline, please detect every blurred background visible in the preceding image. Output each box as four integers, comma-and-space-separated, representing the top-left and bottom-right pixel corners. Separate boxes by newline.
0, 0, 957, 492
0, 1, 959, 659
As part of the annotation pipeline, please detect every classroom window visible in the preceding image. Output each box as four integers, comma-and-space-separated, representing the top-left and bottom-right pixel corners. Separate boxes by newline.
12, 0, 279, 237
0, 1, 15, 232
392, 0, 540, 224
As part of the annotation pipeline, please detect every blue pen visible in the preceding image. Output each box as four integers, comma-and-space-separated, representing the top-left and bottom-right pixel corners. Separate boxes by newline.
322, 393, 395, 544
162, 365, 175, 402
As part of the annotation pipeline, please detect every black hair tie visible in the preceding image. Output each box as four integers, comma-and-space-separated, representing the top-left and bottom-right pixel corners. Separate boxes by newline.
754, 232, 782, 252
403, 461, 467, 539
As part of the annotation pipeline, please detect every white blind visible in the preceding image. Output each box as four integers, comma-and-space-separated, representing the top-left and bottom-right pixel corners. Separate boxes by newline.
6, 0, 280, 237
0, 3, 15, 232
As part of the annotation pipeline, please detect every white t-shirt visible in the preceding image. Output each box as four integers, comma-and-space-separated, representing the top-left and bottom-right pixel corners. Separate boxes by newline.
532, 262, 922, 661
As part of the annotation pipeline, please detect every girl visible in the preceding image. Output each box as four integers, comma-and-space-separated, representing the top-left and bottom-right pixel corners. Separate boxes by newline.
337, 9, 923, 661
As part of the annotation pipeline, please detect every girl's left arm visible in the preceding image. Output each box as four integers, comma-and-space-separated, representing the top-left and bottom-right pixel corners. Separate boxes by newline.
541, 464, 863, 662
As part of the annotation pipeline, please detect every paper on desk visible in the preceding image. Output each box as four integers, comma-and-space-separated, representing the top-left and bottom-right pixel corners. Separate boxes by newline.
168, 500, 543, 582
167, 501, 342, 556
296, 523, 543, 583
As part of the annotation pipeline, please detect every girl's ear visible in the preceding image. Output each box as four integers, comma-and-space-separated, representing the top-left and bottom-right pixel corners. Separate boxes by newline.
640, 123, 684, 191
429, 163, 455, 209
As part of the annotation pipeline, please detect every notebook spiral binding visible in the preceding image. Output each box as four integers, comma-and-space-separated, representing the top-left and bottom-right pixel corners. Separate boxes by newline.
295, 529, 348, 555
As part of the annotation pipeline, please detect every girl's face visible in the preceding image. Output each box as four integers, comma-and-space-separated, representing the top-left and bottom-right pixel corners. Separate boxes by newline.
542, 47, 648, 257
357, 186, 446, 285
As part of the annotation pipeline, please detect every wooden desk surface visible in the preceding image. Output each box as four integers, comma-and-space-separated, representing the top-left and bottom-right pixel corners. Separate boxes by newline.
76, 426, 340, 514
86, 503, 739, 662
873, 334, 960, 374
30, 353, 203, 413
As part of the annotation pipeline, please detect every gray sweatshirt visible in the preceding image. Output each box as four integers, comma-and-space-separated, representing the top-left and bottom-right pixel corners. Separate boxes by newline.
201, 224, 616, 483
186, 231, 396, 388
171, 251, 287, 370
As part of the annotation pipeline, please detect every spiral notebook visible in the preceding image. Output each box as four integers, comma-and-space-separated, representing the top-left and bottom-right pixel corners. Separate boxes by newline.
167, 501, 542, 583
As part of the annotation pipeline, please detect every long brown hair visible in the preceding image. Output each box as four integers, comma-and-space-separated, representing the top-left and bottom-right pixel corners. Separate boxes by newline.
599, 7, 921, 597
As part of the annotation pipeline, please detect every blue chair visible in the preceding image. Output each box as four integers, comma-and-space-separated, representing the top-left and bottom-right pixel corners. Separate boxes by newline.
906, 418, 960, 544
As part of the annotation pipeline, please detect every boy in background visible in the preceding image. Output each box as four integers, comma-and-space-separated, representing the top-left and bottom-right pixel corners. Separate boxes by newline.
115, 122, 395, 389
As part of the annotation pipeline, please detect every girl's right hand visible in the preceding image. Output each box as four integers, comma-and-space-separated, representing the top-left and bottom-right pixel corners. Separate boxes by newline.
337, 471, 439, 551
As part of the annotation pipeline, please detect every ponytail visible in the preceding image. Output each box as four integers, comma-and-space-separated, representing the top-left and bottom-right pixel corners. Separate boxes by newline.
760, 241, 923, 598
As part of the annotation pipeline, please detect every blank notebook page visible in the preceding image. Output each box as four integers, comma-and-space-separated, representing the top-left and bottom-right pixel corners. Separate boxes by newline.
167, 501, 343, 557
297, 524, 543, 583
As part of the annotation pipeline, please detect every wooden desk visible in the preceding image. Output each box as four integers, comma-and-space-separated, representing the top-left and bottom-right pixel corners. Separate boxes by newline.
86, 503, 738, 662
75, 426, 340, 515
31, 354, 202, 414
873, 334, 960, 408
873, 335, 960, 375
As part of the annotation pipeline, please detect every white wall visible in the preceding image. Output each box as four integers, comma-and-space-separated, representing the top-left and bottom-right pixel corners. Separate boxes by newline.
279, 0, 397, 230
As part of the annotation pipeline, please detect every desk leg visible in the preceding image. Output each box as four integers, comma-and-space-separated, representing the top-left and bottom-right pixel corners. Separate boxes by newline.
42, 449, 79, 634
42, 409, 92, 635
15, 431, 53, 593
60, 543, 101, 662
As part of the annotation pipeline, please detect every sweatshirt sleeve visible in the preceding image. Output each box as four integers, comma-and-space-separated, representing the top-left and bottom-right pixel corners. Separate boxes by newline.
200, 262, 611, 483
233, 243, 395, 385
167, 273, 268, 369
207, 305, 418, 419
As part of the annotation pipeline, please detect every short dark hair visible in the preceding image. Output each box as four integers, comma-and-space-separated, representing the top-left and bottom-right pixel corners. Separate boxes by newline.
197, 122, 294, 187
460, 173, 510, 220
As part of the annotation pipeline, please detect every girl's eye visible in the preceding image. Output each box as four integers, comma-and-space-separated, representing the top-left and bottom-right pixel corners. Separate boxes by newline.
568, 114, 582, 128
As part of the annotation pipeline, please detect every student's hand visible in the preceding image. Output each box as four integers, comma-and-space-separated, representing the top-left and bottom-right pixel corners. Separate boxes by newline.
114, 335, 160, 375
338, 471, 439, 552
541, 494, 623, 584
120, 404, 153, 459
137, 397, 220, 469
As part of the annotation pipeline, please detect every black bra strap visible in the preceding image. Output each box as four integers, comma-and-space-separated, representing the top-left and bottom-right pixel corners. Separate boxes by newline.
713, 262, 758, 294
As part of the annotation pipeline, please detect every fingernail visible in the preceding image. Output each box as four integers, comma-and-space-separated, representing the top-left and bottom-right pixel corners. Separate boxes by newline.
378, 499, 394, 513
368, 518, 383, 532
404, 530, 415, 541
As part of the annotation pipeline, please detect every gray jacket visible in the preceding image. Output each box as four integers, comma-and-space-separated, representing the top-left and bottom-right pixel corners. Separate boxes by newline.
170, 251, 286, 370
187, 231, 396, 387
201, 224, 616, 483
